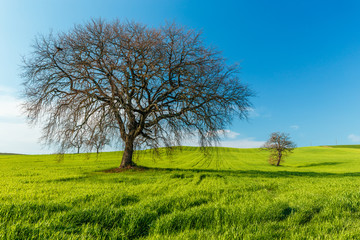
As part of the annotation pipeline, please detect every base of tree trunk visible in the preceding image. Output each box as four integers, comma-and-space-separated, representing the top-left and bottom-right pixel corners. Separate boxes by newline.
119, 161, 137, 169
120, 139, 135, 168
104, 165, 147, 173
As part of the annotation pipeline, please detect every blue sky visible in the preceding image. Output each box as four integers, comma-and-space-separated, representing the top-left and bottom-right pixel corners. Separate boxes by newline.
1, 0, 360, 153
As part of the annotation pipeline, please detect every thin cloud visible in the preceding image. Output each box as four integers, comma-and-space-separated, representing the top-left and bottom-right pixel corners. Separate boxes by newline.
217, 129, 241, 139
247, 107, 260, 118
219, 138, 265, 148
0, 85, 22, 119
0, 122, 43, 154
0, 85, 16, 94
183, 130, 264, 148
0, 95, 22, 119
0, 86, 45, 154
290, 125, 299, 130
348, 134, 360, 142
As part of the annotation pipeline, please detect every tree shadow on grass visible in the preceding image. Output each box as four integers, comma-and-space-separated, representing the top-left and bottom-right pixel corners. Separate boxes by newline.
101, 165, 360, 178
296, 162, 343, 168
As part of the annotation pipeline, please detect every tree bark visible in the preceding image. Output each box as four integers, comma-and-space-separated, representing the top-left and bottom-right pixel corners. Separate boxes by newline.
276, 152, 282, 166
120, 138, 136, 168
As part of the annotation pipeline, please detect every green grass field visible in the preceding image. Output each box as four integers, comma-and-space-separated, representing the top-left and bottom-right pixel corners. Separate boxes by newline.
1, 146, 360, 239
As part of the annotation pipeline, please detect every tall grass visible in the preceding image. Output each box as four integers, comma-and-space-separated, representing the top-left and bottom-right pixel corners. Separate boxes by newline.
1, 146, 360, 239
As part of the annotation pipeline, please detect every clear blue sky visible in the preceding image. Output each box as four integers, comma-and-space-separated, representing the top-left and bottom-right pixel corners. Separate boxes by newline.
1, 0, 360, 153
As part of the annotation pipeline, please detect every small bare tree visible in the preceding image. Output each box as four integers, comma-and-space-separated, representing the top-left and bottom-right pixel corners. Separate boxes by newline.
70, 136, 83, 154
56, 129, 85, 154
91, 134, 110, 155
22, 19, 253, 168
262, 132, 296, 166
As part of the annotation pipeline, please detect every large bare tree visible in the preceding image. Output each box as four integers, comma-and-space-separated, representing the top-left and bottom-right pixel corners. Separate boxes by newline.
22, 19, 253, 168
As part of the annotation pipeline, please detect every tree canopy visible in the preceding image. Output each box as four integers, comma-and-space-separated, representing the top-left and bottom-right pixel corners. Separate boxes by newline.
22, 19, 253, 168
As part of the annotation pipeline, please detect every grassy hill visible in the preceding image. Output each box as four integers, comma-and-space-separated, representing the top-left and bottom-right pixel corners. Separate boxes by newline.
327, 144, 360, 149
1, 146, 360, 239
134, 146, 360, 173
0, 153, 23, 155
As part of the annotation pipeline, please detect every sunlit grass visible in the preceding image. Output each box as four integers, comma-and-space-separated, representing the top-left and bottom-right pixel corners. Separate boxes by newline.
1, 146, 360, 239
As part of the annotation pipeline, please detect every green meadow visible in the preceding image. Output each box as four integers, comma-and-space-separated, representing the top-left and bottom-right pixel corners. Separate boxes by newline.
1, 146, 360, 239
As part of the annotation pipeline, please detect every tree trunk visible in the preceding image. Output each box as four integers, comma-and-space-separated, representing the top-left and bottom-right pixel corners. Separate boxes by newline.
120, 138, 136, 168
276, 152, 282, 166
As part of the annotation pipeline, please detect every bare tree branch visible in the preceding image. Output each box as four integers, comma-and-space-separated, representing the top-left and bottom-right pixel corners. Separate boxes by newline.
262, 132, 296, 166
22, 19, 253, 168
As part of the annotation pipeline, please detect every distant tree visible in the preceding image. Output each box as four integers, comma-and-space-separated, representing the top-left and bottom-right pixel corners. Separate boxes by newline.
71, 137, 83, 154
22, 19, 253, 168
58, 130, 85, 154
262, 132, 296, 166
91, 134, 110, 155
